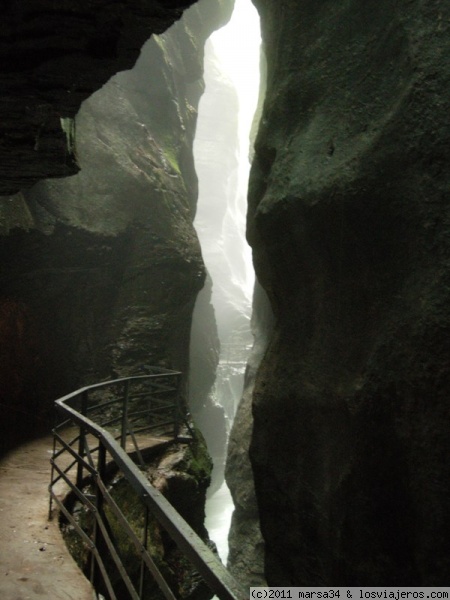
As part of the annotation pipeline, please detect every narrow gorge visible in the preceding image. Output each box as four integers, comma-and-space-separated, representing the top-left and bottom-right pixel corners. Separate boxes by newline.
1, 0, 450, 592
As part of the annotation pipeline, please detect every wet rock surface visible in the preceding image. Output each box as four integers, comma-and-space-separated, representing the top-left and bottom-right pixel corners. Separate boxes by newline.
249, 0, 450, 586
226, 282, 272, 587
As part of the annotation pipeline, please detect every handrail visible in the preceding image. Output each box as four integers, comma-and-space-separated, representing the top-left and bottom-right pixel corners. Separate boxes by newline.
48, 371, 246, 600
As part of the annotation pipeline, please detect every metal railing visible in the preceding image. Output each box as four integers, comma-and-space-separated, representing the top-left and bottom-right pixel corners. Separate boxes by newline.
48, 369, 245, 600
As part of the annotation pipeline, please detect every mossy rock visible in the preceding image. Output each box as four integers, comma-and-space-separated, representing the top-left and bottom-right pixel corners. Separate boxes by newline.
61, 432, 214, 599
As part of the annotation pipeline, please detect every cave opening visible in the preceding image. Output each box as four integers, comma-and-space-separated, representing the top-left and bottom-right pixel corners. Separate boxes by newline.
189, 0, 262, 565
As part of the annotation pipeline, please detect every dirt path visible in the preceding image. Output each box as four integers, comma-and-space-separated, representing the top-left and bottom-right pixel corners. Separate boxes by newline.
0, 436, 95, 600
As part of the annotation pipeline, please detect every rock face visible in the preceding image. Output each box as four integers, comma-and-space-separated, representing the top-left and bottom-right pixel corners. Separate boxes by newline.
0, 0, 202, 195
249, 0, 450, 586
0, 0, 234, 454
226, 281, 272, 587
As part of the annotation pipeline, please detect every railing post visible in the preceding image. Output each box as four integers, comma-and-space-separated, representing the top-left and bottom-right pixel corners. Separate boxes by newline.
80, 389, 88, 417
139, 505, 150, 598
173, 374, 181, 440
77, 391, 89, 490
49, 370, 247, 600
121, 380, 130, 450
48, 425, 57, 520
92, 441, 107, 591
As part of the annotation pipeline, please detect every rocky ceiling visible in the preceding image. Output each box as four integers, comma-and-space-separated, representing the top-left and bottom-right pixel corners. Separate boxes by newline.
0, 0, 198, 195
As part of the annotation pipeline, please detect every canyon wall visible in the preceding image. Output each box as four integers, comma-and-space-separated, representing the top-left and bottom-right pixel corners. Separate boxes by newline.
0, 0, 234, 454
226, 280, 272, 586
248, 0, 450, 585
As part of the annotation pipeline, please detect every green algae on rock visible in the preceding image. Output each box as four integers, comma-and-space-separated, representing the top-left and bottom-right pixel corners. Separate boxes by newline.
62, 433, 214, 600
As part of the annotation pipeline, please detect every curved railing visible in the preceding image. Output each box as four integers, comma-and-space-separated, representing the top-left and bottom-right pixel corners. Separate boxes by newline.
48, 369, 245, 600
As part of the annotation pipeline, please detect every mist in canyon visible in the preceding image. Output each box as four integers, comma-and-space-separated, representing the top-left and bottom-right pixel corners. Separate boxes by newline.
189, 0, 261, 565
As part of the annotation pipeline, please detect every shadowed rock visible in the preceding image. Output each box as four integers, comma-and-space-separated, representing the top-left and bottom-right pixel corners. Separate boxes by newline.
248, 0, 450, 586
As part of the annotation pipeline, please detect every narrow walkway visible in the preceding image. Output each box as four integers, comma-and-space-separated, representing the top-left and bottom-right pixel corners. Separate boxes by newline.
0, 436, 95, 600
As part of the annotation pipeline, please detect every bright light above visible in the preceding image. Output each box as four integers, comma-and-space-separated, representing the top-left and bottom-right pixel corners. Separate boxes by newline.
203, 0, 262, 304
210, 0, 261, 148
193, 0, 261, 306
